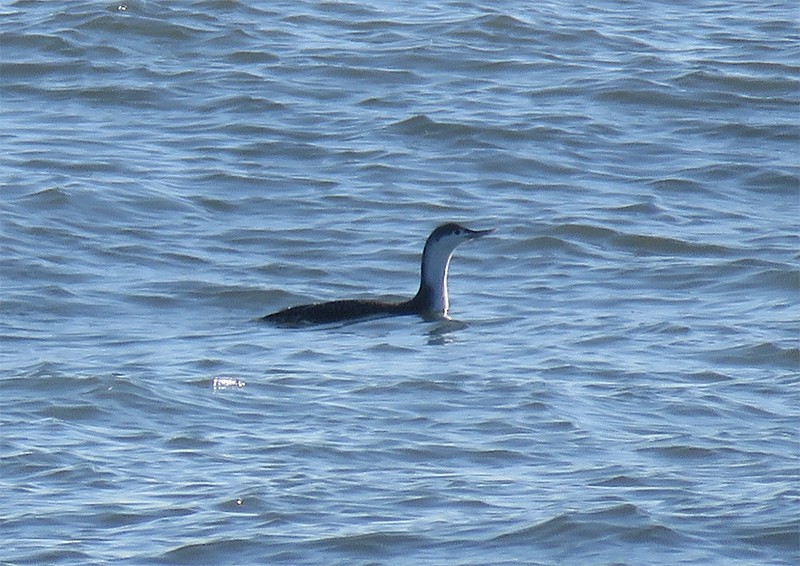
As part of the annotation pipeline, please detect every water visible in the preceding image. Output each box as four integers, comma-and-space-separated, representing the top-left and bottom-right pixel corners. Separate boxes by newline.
1, 1, 798, 564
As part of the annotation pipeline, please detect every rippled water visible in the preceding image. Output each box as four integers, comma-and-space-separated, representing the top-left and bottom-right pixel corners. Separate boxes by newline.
1, 1, 798, 564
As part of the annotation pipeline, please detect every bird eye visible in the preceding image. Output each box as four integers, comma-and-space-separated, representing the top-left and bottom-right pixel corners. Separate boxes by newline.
454, 229, 461, 235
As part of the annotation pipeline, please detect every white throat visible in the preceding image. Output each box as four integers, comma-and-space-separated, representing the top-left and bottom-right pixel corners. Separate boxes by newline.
421, 243, 456, 316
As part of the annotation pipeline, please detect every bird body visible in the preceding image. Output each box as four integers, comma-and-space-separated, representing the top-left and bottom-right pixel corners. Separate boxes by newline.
261, 223, 492, 326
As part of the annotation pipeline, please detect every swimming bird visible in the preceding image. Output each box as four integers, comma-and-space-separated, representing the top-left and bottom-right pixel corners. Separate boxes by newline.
261, 223, 493, 326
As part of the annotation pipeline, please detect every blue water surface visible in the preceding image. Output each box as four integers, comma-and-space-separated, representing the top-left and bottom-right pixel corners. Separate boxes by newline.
1, 1, 798, 564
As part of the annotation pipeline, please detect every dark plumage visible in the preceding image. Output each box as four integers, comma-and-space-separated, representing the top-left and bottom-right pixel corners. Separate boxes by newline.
261, 223, 492, 326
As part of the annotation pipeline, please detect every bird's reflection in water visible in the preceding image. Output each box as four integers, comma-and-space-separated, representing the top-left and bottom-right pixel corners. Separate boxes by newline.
427, 319, 468, 345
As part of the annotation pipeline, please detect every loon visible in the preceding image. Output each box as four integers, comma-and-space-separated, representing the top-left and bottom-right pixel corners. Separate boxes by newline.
261, 223, 493, 326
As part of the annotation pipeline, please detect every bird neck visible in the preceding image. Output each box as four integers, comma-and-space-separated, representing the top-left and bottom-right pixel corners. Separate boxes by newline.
411, 243, 454, 317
